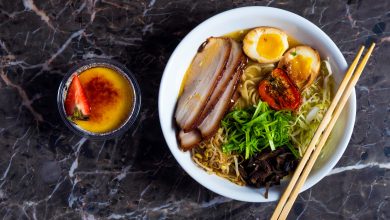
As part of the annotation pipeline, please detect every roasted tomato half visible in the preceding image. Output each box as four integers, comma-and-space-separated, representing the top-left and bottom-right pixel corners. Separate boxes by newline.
258, 68, 301, 111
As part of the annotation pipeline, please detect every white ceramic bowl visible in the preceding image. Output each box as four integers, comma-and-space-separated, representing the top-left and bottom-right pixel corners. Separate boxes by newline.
158, 6, 356, 202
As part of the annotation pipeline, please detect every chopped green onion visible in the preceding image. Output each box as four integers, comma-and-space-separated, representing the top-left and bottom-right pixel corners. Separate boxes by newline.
222, 101, 294, 159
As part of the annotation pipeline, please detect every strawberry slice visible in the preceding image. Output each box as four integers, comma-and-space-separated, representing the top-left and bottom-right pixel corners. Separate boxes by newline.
64, 74, 91, 120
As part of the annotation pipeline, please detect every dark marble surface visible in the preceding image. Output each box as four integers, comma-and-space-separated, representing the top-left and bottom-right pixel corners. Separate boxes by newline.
0, 0, 389, 219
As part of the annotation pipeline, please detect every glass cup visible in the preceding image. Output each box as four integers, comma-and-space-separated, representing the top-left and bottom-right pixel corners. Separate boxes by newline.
57, 59, 141, 139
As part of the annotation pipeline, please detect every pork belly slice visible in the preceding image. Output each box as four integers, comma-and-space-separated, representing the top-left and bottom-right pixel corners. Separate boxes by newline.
178, 130, 202, 151
175, 37, 232, 132
196, 39, 244, 125
198, 61, 244, 138
230, 89, 241, 109
178, 65, 244, 150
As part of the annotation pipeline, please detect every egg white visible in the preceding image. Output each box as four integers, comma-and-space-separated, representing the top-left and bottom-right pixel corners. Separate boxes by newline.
243, 27, 289, 63
278, 45, 321, 89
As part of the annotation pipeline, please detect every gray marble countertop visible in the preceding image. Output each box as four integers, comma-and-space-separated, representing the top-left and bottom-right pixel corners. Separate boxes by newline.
0, 0, 389, 219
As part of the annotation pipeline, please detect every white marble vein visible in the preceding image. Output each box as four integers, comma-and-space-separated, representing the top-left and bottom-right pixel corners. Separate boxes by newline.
329, 162, 390, 176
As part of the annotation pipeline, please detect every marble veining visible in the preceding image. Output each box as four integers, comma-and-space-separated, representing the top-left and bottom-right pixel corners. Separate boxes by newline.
0, 0, 389, 219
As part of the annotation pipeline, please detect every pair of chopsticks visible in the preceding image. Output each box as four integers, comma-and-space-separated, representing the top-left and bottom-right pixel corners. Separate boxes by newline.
271, 43, 375, 220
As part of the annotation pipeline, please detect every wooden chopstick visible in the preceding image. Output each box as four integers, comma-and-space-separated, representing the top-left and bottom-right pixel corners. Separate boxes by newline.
277, 43, 376, 218
270, 45, 365, 220
277, 43, 375, 219
271, 43, 375, 220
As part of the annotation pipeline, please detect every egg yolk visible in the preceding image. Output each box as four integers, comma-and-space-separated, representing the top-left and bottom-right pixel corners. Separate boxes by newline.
257, 34, 284, 59
291, 54, 313, 78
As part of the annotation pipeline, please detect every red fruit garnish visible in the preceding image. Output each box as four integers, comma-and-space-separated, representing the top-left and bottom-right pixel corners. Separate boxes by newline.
258, 68, 301, 111
64, 74, 91, 120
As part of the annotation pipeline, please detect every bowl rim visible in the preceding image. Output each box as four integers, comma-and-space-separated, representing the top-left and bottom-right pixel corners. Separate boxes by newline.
158, 6, 356, 202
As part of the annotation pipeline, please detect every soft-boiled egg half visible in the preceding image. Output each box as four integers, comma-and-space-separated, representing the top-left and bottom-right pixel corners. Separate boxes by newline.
278, 46, 321, 90
243, 27, 289, 63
